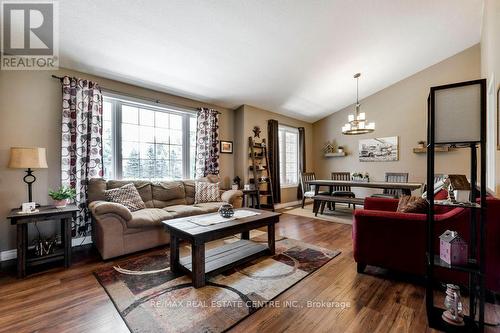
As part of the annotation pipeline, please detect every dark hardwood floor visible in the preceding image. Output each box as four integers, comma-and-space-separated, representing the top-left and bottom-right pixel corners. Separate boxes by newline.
0, 212, 499, 332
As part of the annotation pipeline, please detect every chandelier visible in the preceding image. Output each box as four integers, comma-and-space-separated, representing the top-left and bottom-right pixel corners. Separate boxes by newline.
342, 73, 375, 135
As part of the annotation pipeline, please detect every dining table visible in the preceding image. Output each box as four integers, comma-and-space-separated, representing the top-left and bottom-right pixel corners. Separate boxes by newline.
305, 179, 423, 212
306, 179, 423, 195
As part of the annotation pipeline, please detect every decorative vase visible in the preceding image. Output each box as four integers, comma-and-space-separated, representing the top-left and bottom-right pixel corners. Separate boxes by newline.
218, 203, 234, 218
442, 284, 464, 326
53, 199, 68, 208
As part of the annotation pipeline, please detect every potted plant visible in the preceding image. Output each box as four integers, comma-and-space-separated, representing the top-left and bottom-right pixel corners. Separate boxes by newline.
232, 176, 241, 190
49, 186, 76, 208
418, 140, 426, 149
352, 172, 363, 182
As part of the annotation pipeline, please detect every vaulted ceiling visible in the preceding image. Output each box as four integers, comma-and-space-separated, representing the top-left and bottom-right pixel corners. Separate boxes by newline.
58, 0, 483, 122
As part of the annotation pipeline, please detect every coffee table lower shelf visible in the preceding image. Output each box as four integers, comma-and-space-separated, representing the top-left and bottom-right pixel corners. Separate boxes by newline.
179, 239, 269, 277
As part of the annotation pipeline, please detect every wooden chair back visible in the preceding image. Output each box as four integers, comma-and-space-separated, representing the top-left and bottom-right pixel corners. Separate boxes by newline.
300, 172, 316, 193
384, 172, 409, 197
331, 172, 351, 191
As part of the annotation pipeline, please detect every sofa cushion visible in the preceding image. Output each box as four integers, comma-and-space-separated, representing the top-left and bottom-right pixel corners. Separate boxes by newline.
107, 180, 154, 208
151, 181, 187, 207
194, 202, 225, 213
163, 205, 205, 218
88, 178, 107, 203
195, 181, 221, 203
104, 183, 146, 212
127, 208, 174, 228
397, 195, 428, 214
183, 180, 195, 205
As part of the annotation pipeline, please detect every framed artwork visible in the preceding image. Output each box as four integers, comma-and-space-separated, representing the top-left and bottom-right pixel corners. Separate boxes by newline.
359, 136, 399, 162
220, 140, 233, 154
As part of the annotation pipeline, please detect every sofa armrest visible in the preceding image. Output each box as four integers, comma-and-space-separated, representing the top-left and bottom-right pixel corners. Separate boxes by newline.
221, 190, 243, 205
89, 200, 132, 221
363, 197, 399, 212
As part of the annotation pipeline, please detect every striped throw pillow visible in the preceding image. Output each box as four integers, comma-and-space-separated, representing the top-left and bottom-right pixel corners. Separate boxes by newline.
104, 183, 146, 212
195, 181, 221, 204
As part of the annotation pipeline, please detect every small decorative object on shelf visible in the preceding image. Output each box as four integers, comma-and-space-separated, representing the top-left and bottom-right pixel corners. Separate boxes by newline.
337, 146, 344, 154
252, 126, 261, 138
48, 186, 76, 208
439, 230, 468, 265
445, 175, 470, 203
442, 284, 465, 326
352, 172, 369, 182
417, 140, 426, 149
322, 141, 337, 154
232, 176, 241, 190
218, 203, 234, 218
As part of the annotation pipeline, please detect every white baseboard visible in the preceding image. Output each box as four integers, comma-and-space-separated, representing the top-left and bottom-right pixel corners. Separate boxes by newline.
0, 236, 93, 262
274, 200, 302, 210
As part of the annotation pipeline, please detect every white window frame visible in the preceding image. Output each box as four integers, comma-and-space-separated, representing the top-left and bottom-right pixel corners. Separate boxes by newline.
102, 92, 197, 180
487, 75, 496, 192
278, 124, 299, 188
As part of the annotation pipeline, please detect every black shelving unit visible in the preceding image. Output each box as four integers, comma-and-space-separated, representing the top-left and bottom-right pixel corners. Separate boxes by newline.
248, 137, 275, 211
426, 79, 487, 332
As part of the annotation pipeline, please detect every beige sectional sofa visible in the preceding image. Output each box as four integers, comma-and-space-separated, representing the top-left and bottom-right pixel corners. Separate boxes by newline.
88, 178, 243, 260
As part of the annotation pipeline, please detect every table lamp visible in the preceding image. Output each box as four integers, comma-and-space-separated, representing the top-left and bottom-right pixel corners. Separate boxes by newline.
8, 147, 48, 204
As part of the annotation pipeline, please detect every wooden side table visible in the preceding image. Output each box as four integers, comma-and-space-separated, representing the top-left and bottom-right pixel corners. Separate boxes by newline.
6, 205, 79, 278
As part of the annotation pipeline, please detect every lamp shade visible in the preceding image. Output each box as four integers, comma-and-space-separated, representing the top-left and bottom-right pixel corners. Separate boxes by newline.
8, 147, 48, 169
432, 80, 485, 144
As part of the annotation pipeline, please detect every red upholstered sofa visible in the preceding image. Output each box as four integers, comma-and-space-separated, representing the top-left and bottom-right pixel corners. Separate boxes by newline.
353, 191, 500, 293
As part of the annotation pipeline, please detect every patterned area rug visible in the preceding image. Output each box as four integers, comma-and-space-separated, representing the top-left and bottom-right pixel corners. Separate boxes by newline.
94, 236, 340, 333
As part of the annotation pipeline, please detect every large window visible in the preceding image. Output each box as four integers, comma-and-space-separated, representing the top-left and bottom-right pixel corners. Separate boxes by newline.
278, 125, 299, 187
102, 94, 197, 180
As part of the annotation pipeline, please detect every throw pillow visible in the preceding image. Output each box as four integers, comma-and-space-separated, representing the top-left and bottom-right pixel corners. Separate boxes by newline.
397, 195, 428, 214
195, 181, 221, 204
104, 183, 146, 212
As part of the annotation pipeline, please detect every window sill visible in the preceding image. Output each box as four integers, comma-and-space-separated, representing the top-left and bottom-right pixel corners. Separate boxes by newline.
281, 184, 298, 189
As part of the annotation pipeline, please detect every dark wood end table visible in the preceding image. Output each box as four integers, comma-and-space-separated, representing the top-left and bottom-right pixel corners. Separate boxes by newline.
6, 205, 79, 278
163, 208, 280, 288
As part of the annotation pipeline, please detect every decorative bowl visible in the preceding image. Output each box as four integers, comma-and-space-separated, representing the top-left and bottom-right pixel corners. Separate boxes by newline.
218, 203, 234, 218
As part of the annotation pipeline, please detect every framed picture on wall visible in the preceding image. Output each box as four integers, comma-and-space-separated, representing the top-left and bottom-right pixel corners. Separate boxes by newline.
220, 140, 233, 154
358, 136, 399, 162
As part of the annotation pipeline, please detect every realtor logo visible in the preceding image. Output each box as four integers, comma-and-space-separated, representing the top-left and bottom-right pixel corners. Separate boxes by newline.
1, 0, 59, 70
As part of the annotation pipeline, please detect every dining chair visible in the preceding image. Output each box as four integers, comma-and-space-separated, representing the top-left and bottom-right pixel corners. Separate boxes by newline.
299, 172, 329, 208
300, 172, 317, 208
330, 172, 356, 210
372, 172, 409, 199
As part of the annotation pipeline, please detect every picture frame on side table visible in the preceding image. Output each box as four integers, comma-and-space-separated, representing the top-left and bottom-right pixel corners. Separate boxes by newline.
220, 140, 233, 154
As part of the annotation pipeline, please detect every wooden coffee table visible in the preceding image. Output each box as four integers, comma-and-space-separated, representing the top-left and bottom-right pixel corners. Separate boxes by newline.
163, 208, 280, 288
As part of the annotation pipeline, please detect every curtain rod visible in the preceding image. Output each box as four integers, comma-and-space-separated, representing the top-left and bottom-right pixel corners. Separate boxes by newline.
50, 75, 221, 114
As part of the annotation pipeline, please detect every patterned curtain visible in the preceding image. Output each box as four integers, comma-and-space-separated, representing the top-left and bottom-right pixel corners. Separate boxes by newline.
195, 108, 220, 178
61, 76, 103, 236
297, 127, 306, 199
268, 119, 281, 203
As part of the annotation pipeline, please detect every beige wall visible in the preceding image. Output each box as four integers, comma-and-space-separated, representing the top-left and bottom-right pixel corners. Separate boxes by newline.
233, 104, 314, 204
0, 68, 234, 252
312, 45, 481, 197
481, 0, 500, 194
